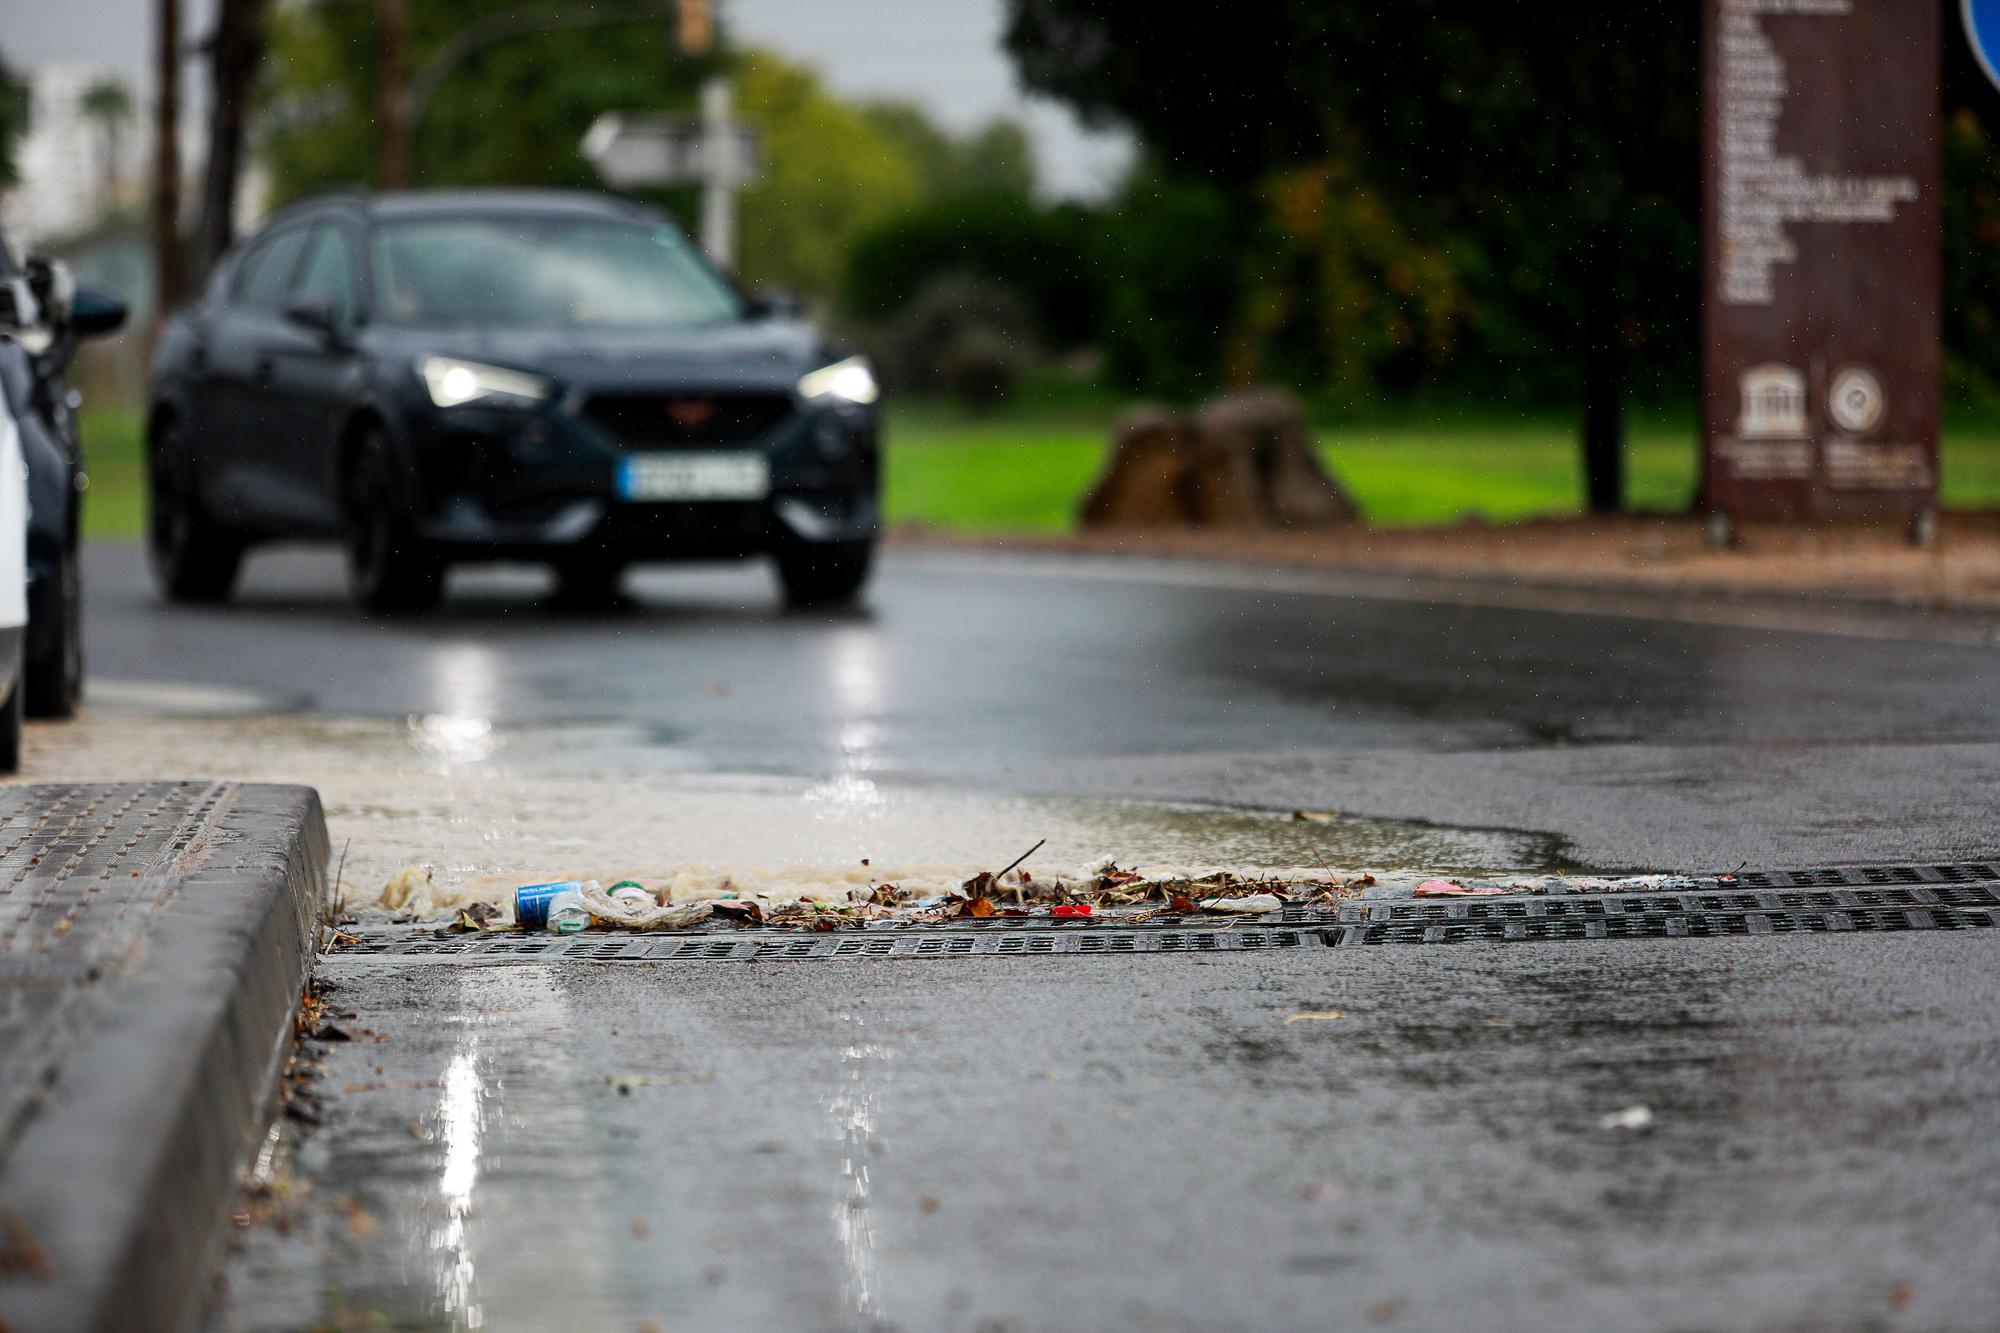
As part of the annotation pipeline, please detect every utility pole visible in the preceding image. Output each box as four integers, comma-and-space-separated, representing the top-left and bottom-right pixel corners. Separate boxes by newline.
377, 0, 409, 188
152, 0, 185, 319
195, 0, 271, 278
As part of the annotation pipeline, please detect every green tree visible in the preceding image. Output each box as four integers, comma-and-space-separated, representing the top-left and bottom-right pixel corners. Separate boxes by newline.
258, 0, 721, 199
1944, 14, 2000, 404
842, 193, 1094, 345
0, 48, 29, 191
732, 50, 923, 295
859, 101, 1035, 198
1004, 0, 1699, 511
80, 79, 135, 213
256, 8, 916, 299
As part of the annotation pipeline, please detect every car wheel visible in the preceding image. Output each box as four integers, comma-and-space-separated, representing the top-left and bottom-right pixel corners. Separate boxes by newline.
148, 419, 244, 604
24, 540, 82, 718
344, 429, 445, 613
775, 540, 873, 609
549, 556, 628, 610
0, 672, 23, 774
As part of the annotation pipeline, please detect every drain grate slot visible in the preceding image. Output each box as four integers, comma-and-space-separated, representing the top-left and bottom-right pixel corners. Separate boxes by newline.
330, 926, 1316, 963
1340, 906, 1995, 946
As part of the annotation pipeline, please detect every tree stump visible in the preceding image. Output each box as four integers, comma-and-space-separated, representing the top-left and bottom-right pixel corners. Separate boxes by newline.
1077, 387, 1362, 530
1182, 423, 1263, 526
1079, 407, 1198, 527
1196, 388, 1360, 526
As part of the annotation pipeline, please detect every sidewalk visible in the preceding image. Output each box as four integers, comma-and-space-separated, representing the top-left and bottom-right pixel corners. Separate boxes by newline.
0, 783, 326, 1333
892, 512, 2000, 615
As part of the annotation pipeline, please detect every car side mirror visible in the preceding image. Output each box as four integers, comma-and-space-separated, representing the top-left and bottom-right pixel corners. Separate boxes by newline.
284, 297, 341, 339
24, 257, 75, 325
747, 288, 802, 321
70, 288, 128, 339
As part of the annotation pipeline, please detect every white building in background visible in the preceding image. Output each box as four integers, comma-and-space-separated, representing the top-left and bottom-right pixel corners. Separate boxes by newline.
1, 59, 267, 286
1, 64, 148, 248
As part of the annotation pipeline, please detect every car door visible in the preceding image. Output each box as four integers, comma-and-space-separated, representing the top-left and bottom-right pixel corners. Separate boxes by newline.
259, 221, 364, 534
199, 222, 313, 529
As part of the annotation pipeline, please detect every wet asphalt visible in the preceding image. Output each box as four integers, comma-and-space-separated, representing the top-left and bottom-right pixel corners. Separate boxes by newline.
81, 542, 2000, 869
70, 541, 2000, 1331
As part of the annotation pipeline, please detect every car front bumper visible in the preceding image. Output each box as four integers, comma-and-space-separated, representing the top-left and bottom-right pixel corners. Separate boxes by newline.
403, 393, 879, 561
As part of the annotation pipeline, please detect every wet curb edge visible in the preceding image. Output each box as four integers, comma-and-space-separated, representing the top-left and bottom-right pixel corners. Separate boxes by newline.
0, 783, 328, 1333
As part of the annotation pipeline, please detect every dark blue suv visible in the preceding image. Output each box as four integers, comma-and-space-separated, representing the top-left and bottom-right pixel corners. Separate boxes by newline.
147, 190, 880, 611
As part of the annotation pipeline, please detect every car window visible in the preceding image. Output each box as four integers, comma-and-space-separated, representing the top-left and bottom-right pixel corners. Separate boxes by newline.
234, 227, 312, 313
370, 216, 742, 329
294, 225, 360, 327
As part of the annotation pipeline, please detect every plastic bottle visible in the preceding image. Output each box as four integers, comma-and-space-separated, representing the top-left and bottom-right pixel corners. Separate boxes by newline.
609, 881, 654, 909
547, 884, 591, 934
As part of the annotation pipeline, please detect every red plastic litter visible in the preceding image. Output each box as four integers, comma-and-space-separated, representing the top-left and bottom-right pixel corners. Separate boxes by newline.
1051, 904, 1094, 918
1414, 879, 1509, 898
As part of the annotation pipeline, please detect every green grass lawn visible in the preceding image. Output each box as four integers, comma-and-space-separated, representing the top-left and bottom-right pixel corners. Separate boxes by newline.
82, 403, 146, 541
77, 396, 2000, 541
885, 399, 2000, 531
882, 403, 1711, 530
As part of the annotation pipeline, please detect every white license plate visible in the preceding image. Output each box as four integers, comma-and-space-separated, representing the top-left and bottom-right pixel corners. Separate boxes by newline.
617, 453, 770, 502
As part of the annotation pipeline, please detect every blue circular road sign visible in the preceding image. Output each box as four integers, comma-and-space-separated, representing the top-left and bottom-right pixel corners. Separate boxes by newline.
1968, 0, 2000, 91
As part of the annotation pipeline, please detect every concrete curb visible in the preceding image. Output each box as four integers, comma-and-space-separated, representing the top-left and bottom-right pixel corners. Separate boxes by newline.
0, 783, 327, 1333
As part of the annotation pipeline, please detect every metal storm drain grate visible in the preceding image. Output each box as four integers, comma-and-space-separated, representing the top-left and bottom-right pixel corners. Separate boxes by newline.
330, 927, 1318, 963
324, 863, 2000, 966
1336, 906, 1995, 946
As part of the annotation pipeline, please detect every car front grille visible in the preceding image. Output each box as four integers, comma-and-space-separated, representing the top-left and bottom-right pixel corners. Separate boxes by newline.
579, 392, 794, 447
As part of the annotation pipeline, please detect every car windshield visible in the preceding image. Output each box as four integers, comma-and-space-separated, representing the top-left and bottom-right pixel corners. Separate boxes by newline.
369, 215, 742, 329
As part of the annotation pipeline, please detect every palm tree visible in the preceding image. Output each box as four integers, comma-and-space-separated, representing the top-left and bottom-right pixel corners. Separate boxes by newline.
0, 49, 30, 190
80, 78, 135, 214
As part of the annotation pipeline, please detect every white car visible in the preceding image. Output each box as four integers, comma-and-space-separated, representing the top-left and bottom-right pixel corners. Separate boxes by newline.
0, 272, 36, 770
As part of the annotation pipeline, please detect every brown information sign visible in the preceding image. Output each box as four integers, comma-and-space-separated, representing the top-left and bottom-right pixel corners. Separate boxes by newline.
1701, 0, 1939, 523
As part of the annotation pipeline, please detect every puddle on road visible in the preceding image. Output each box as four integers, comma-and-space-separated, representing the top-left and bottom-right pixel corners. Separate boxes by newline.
23, 683, 1566, 914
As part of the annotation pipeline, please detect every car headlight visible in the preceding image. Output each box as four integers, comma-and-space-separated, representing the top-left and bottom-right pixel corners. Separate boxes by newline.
798, 356, 878, 406
420, 357, 553, 409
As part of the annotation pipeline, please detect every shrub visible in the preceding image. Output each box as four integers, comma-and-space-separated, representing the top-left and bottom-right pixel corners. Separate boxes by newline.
842, 195, 1098, 348
869, 274, 1039, 409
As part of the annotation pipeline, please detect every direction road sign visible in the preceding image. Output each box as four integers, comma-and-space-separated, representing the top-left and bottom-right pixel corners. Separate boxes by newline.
579, 113, 761, 189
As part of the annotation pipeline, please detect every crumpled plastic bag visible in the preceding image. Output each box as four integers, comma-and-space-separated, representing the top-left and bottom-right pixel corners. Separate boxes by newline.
578, 881, 715, 931
1199, 893, 1285, 914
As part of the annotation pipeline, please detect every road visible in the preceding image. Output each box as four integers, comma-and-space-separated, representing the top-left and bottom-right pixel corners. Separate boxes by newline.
64, 541, 2000, 1331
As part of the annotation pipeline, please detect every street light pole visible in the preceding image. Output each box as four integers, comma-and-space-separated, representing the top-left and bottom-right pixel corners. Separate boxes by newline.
699, 77, 735, 270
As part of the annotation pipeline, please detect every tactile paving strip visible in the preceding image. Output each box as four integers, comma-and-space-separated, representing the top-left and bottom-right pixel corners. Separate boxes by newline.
326, 863, 2000, 964
0, 782, 237, 1149
0, 781, 233, 963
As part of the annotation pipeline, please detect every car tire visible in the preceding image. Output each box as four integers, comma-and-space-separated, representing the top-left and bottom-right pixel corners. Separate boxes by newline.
344, 429, 445, 613
549, 556, 628, 610
24, 540, 82, 718
0, 672, 24, 774
148, 419, 244, 605
775, 540, 873, 609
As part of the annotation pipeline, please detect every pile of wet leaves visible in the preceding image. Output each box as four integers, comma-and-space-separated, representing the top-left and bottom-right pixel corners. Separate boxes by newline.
349, 848, 1743, 940
410, 857, 1383, 937
746, 859, 1383, 933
